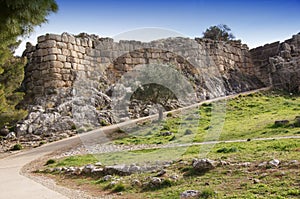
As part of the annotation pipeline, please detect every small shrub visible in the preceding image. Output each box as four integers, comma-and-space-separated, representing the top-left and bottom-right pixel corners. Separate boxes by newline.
76, 128, 85, 134
71, 124, 76, 130
161, 179, 173, 187
100, 119, 109, 126
169, 135, 176, 141
184, 129, 193, 135
272, 120, 289, 128
112, 183, 126, 192
45, 159, 56, 165
11, 144, 22, 151
166, 112, 172, 117
199, 188, 216, 198
202, 103, 212, 107
217, 147, 238, 153
294, 117, 300, 127
39, 141, 46, 146
161, 125, 170, 131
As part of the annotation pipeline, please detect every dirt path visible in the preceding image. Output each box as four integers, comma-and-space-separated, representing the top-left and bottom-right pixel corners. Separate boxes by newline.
0, 87, 283, 199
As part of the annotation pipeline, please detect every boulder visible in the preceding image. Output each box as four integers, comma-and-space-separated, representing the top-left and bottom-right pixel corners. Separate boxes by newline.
192, 158, 216, 172
150, 177, 162, 186
274, 120, 289, 127
180, 190, 200, 199
268, 159, 280, 167
0, 127, 9, 136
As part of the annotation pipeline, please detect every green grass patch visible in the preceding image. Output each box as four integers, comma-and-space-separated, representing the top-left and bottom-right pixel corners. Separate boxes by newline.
112, 91, 300, 145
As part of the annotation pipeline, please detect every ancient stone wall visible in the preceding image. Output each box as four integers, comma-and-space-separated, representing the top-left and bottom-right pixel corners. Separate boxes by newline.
250, 33, 300, 88
15, 32, 300, 137
23, 33, 257, 101
19, 32, 266, 137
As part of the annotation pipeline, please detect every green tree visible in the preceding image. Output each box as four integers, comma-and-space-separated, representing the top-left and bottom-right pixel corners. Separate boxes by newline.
203, 24, 235, 41
0, 0, 58, 129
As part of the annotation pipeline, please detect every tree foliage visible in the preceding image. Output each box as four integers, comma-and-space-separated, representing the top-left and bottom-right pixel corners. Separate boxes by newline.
203, 24, 235, 41
0, 0, 58, 129
131, 83, 177, 108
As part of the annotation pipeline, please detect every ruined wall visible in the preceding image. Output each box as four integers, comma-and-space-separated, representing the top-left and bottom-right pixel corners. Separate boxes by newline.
18, 32, 265, 137
23, 33, 258, 101
250, 33, 300, 90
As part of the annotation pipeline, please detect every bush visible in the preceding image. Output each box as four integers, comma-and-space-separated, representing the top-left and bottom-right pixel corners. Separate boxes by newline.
161, 179, 173, 187
100, 119, 109, 126
203, 24, 235, 41
216, 147, 238, 153
184, 129, 193, 135
199, 188, 216, 198
45, 159, 56, 165
166, 112, 172, 117
11, 143, 22, 151
112, 183, 126, 192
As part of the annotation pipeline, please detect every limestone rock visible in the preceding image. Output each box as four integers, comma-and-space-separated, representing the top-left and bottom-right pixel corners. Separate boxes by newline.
180, 190, 200, 199
192, 158, 216, 172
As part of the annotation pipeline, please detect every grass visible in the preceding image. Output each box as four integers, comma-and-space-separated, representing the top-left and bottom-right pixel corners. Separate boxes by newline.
41, 90, 300, 198
46, 138, 300, 198
112, 90, 300, 146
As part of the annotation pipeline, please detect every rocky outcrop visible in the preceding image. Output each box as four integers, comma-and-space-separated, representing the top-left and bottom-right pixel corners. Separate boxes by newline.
250, 33, 300, 93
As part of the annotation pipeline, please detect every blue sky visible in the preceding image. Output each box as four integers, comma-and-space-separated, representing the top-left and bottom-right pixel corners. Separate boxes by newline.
16, 0, 300, 55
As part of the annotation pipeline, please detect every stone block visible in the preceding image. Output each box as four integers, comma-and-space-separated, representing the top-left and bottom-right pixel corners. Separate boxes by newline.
39, 62, 49, 70
49, 68, 61, 73
37, 35, 46, 43
57, 54, 67, 62
61, 69, 70, 74
78, 46, 86, 54
63, 74, 71, 81
73, 45, 79, 52
82, 38, 88, 47
62, 49, 70, 56
77, 53, 83, 59
76, 38, 81, 46
68, 43, 74, 50
52, 80, 66, 87
65, 81, 73, 87
82, 59, 91, 65
49, 61, 64, 68
64, 62, 72, 69
33, 86, 44, 94
44, 81, 52, 88
69, 35, 76, 45
48, 48, 61, 55
50, 73, 62, 79
36, 49, 48, 57
31, 71, 41, 79
46, 34, 61, 42
43, 54, 57, 61
62, 34, 69, 43
70, 50, 77, 57
88, 39, 93, 47
41, 69, 49, 75
43, 40, 57, 48
77, 64, 85, 71
57, 42, 67, 49
67, 57, 79, 63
